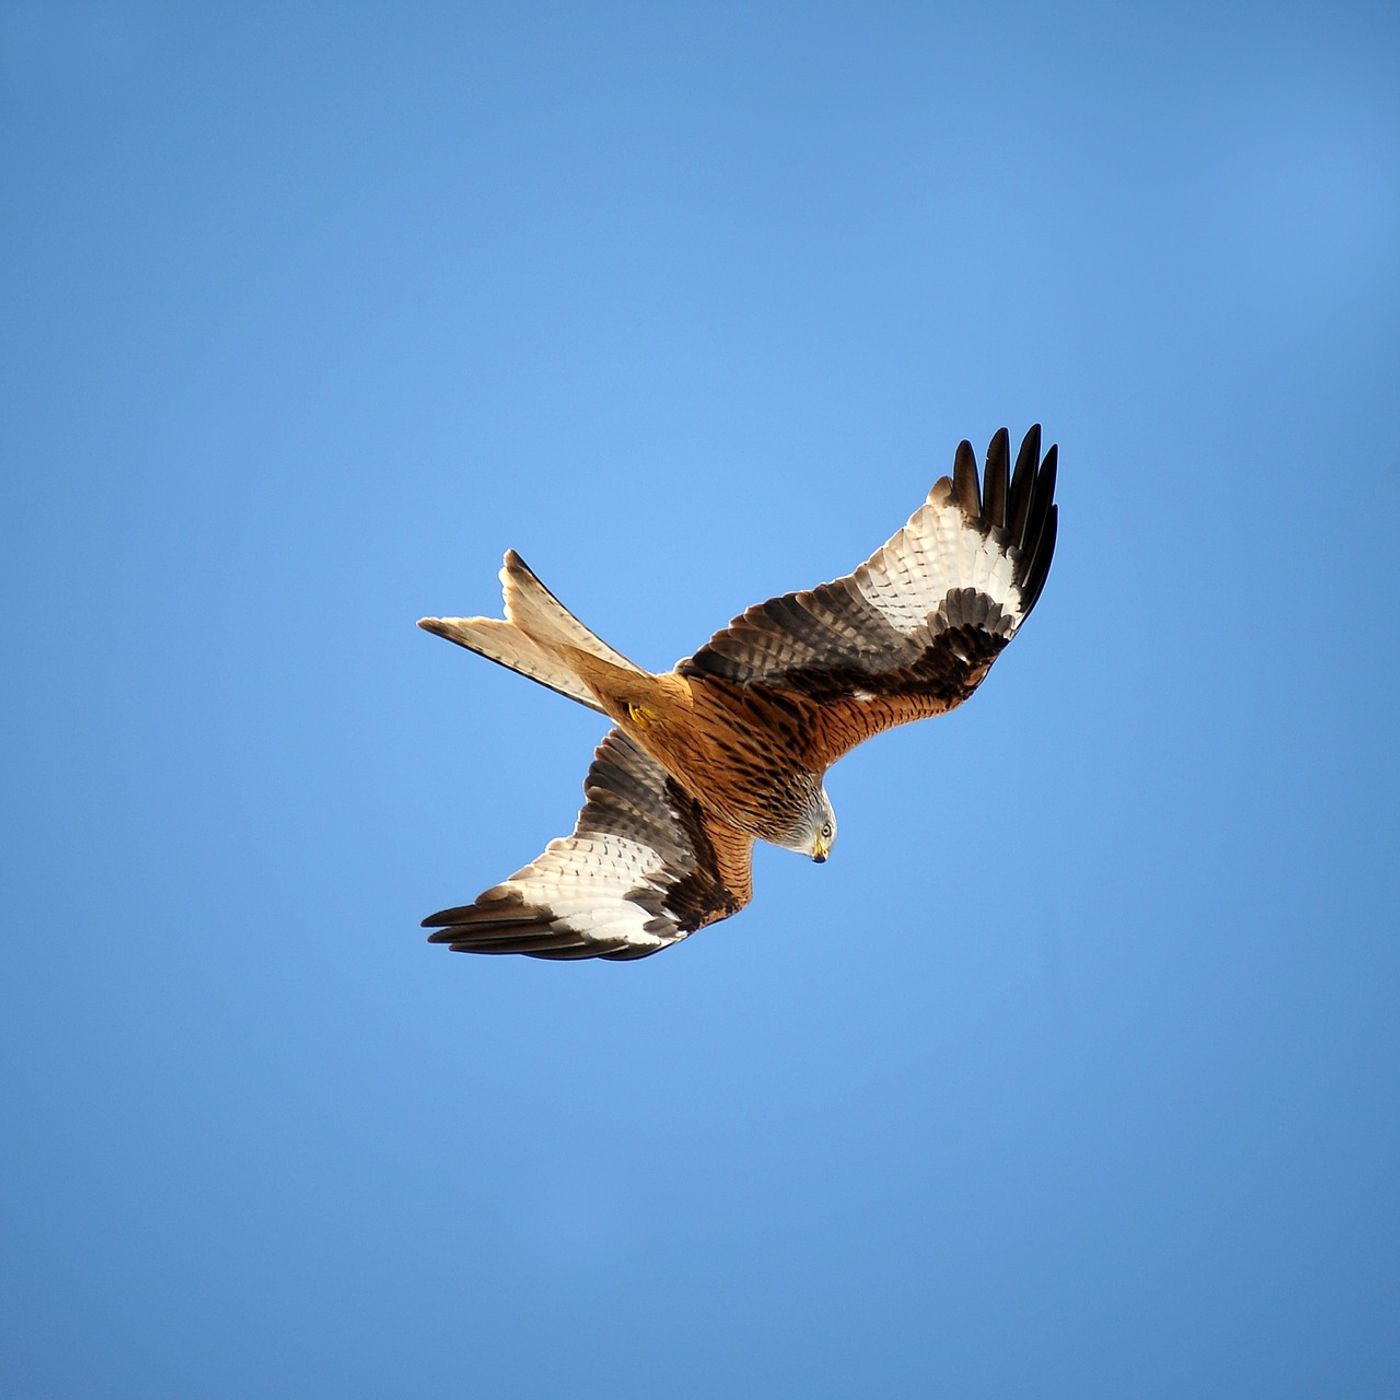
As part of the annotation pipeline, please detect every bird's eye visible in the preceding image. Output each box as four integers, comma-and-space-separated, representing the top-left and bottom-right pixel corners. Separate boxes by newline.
821, 821, 832, 839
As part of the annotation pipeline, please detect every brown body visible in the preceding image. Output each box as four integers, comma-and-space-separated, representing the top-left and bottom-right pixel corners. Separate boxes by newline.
569, 655, 810, 839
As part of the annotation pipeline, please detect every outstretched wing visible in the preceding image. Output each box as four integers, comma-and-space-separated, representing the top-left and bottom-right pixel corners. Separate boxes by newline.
677, 426, 1058, 769
423, 729, 753, 960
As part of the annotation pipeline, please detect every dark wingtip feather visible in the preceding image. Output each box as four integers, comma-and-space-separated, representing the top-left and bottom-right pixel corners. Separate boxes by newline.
1023, 444, 1057, 556
422, 904, 475, 929
952, 439, 981, 517
982, 428, 1010, 531
424, 902, 604, 956
422, 897, 556, 940
1012, 438, 1058, 620
450, 931, 593, 955
1020, 504, 1058, 619
1017, 423, 1042, 469
1008, 425, 1041, 542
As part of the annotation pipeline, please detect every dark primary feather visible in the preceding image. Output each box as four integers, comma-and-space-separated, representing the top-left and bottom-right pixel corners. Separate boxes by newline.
952, 438, 982, 516
982, 427, 1010, 530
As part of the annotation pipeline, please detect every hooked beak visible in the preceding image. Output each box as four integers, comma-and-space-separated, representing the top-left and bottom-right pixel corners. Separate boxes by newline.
811, 839, 829, 864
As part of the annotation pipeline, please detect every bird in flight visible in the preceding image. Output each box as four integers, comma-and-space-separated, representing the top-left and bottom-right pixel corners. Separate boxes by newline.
418, 426, 1058, 961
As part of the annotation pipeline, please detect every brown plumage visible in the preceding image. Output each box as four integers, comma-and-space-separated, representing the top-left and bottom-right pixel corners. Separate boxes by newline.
418, 425, 1058, 960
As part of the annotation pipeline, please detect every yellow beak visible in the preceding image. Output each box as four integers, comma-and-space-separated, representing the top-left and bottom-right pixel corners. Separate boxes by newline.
812, 838, 829, 864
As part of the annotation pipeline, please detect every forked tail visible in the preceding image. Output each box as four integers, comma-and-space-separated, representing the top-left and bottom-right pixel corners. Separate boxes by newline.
418, 551, 646, 712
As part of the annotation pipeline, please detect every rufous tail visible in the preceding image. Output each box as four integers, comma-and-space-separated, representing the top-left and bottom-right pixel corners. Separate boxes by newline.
418, 550, 648, 712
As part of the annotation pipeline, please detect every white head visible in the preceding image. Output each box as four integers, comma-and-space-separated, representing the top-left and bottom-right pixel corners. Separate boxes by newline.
774, 785, 837, 863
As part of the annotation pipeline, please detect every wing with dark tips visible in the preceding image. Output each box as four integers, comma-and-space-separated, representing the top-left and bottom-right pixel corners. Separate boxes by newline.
423, 729, 753, 960
677, 426, 1058, 767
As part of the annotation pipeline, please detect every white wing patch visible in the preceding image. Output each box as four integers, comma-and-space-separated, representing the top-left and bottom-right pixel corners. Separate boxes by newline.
854, 483, 1023, 641
485, 832, 669, 949
424, 730, 752, 960
676, 426, 1057, 703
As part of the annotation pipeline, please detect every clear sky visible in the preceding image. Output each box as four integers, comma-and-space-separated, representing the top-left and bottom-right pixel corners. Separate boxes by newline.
4, 2, 1399, 1396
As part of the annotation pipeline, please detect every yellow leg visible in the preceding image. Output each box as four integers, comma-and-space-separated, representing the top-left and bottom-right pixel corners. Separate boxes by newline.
627, 702, 654, 729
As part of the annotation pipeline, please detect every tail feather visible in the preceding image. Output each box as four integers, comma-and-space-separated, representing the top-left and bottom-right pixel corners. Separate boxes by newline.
499, 550, 644, 674
419, 550, 647, 712
416, 615, 606, 713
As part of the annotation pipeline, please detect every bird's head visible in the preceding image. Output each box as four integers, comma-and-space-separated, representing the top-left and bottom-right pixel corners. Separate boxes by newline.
771, 780, 837, 862
807, 789, 838, 863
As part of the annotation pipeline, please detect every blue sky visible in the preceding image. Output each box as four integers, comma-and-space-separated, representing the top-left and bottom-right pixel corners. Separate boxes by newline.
4, 2, 1399, 1396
